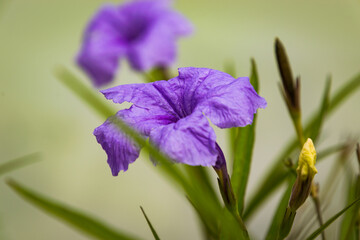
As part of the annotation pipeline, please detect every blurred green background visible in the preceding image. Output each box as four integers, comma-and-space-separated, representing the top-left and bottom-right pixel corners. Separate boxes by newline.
1, 0, 360, 239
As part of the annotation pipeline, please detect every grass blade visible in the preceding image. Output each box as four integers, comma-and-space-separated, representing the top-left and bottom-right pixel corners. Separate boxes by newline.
243, 152, 293, 220
306, 197, 360, 240
184, 166, 219, 205
265, 177, 294, 240
6, 179, 139, 240
244, 73, 360, 220
308, 76, 331, 142
0, 153, 41, 176
231, 59, 260, 215
140, 207, 160, 240
249, 58, 259, 92
56, 67, 115, 118
321, 140, 356, 201
186, 197, 219, 239
339, 177, 360, 240
339, 143, 360, 240
219, 210, 250, 240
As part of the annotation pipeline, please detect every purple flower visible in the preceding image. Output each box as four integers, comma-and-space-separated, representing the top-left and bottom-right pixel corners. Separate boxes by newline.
76, 0, 193, 87
94, 67, 267, 176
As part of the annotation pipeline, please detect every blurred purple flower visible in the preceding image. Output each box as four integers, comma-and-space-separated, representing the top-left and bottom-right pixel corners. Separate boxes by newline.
94, 67, 267, 176
76, 0, 193, 87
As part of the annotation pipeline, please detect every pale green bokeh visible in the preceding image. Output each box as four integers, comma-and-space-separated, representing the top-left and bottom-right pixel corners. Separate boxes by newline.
0, 0, 359, 239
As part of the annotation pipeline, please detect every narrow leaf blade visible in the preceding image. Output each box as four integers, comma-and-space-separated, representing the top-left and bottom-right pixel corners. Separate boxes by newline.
306, 76, 331, 141
140, 207, 160, 240
244, 165, 291, 219
340, 146, 360, 240
231, 59, 260, 215
184, 166, 219, 205
0, 153, 41, 176
55, 67, 115, 118
265, 177, 294, 240
339, 177, 359, 240
6, 179, 138, 240
250, 58, 259, 92
306, 197, 360, 240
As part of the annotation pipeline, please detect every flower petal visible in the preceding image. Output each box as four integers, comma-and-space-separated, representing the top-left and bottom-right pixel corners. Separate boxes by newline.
176, 67, 267, 128
149, 112, 218, 166
94, 115, 140, 176
199, 77, 267, 128
77, 0, 192, 86
127, 24, 176, 71
101, 79, 186, 119
161, 11, 193, 37
127, 0, 192, 71
77, 5, 129, 87
94, 104, 177, 175
119, 105, 177, 135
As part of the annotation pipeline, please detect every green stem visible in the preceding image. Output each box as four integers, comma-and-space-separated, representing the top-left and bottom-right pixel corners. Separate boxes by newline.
214, 166, 247, 231
278, 207, 297, 240
143, 66, 171, 82
291, 111, 305, 146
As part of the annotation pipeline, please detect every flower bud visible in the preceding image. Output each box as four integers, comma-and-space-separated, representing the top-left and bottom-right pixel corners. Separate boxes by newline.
275, 38, 301, 113
289, 138, 318, 211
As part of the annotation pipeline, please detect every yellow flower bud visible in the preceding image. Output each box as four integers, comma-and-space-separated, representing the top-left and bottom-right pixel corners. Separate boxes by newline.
289, 138, 318, 211
297, 138, 318, 180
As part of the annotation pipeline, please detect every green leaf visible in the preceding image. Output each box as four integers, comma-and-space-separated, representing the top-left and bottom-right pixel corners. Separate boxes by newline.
320, 140, 355, 202
231, 59, 260, 215
306, 76, 331, 142
339, 178, 359, 240
56, 67, 115, 118
186, 197, 219, 239
339, 149, 360, 240
219, 209, 250, 240
56, 67, 225, 236
306, 197, 360, 240
184, 166, 219, 205
265, 177, 295, 240
183, 166, 223, 238
249, 58, 259, 92
317, 142, 349, 162
140, 207, 160, 240
326, 74, 360, 112
244, 73, 360, 220
6, 179, 139, 240
243, 164, 291, 220
0, 152, 41, 176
